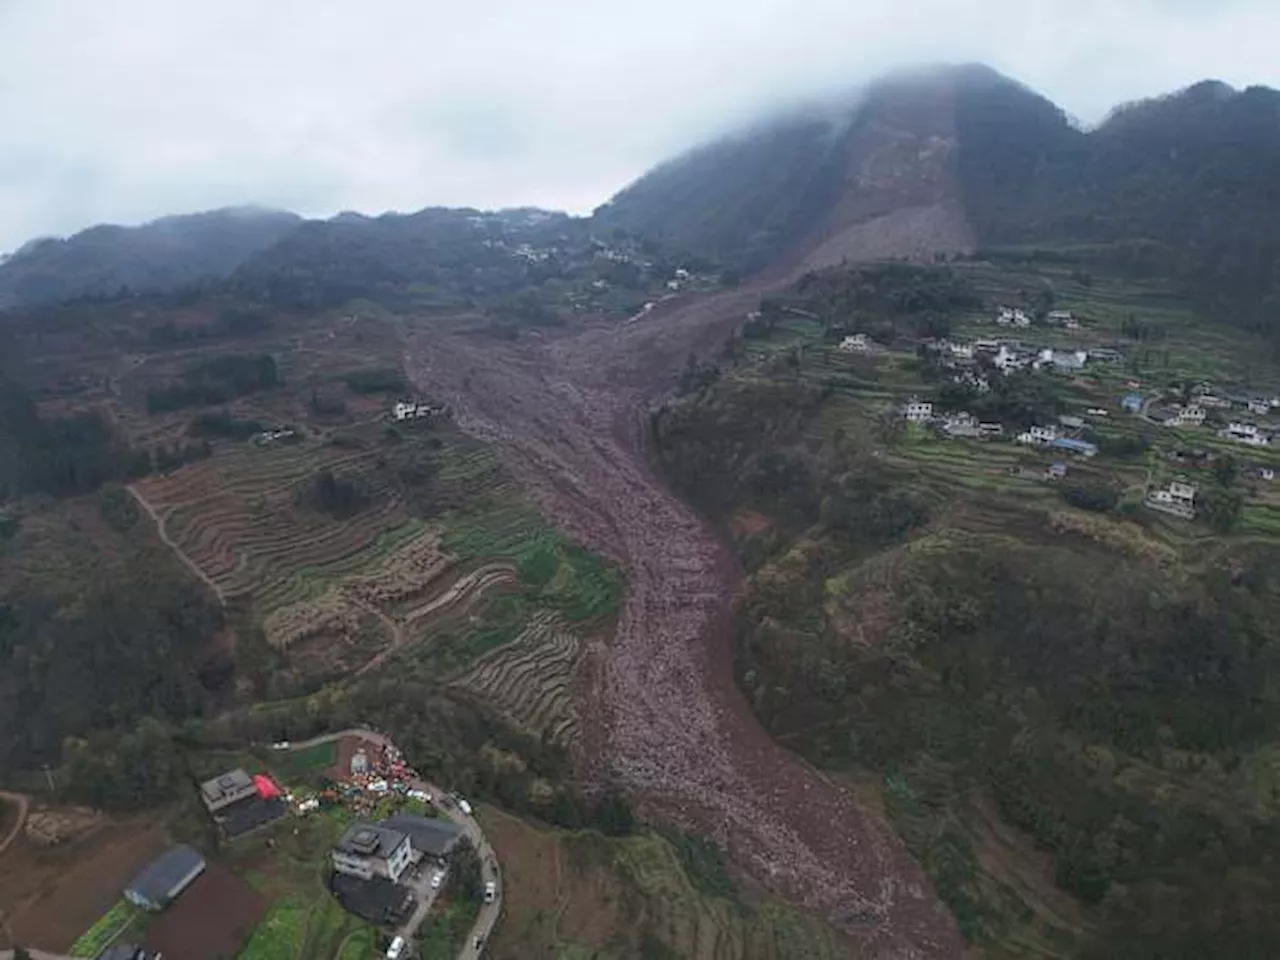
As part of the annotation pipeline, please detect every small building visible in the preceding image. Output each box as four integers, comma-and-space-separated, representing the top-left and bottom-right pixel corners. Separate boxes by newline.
995, 306, 1031, 327
1047, 310, 1074, 324
838, 333, 869, 353
381, 813, 464, 863
1248, 399, 1271, 416
1146, 478, 1197, 519
940, 412, 981, 439
1048, 462, 1069, 480
1036, 348, 1087, 373
993, 345, 1025, 373
1198, 394, 1231, 409
333, 822, 413, 884
1058, 414, 1085, 431
946, 340, 975, 360
902, 399, 934, 423
1220, 422, 1270, 446
1171, 404, 1206, 427
124, 845, 206, 912
1021, 424, 1058, 444
393, 401, 440, 422
200, 769, 257, 814
1051, 437, 1099, 458
1121, 394, 1144, 414
1258, 467, 1276, 481
978, 422, 1005, 438
351, 748, 370, 776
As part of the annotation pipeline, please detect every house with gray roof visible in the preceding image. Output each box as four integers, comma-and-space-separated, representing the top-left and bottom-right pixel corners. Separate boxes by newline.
381, 813, 464, 861
199, 768, 256, 814
333, 821, 413, 884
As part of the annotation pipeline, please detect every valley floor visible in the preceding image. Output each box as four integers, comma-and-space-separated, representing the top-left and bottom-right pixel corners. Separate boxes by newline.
406, 289, 965, 957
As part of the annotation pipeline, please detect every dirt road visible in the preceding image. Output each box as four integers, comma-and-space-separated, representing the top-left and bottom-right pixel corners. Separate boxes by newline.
0, 792, 29, 859
126, 485, 226, 604
406, 291, 964, 958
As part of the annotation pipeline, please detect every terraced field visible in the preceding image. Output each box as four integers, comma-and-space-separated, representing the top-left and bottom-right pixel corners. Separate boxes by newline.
453, 611, 584, 747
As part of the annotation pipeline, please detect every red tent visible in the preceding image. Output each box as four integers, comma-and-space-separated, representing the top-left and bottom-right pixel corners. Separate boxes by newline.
254, 774, 282, 800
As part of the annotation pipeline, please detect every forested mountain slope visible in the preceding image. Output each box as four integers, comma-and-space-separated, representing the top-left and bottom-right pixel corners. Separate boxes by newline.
652, 258, 1280, 958
0, 207, 301, 307
598, 65, 1280, 330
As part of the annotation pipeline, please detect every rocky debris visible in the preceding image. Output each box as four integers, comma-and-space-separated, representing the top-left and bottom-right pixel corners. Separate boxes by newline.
24, 806, 103, 847
407, 287, 965, 958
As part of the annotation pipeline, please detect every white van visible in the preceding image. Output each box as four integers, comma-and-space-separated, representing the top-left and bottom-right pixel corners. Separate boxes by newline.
386, 936, 405, 960
457, 797, 473, 816
484, 879, 497, 903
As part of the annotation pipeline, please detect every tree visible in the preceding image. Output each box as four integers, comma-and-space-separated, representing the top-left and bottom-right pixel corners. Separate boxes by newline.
445, 836, 483, 903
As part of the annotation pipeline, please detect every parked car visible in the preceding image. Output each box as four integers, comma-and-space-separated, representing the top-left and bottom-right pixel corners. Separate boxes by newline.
430, 870, 445, 890
484, 879, 496, 903
386, 936, 405, 960
271, 740, 291, 750
457, 797, 473, 815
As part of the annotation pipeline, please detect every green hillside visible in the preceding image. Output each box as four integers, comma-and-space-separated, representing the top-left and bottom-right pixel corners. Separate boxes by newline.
653, 258, 1280, 958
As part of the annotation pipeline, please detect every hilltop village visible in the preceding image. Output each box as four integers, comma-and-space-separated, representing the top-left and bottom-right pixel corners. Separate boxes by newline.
821, 297, 1280, 527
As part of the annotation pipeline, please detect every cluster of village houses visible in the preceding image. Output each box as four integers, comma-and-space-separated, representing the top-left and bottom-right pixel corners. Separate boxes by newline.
868, 306, 1280, 524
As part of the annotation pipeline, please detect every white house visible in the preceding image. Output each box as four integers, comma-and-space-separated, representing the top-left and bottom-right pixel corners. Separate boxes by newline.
839, 333, 870, 353
1220, 422, 1270, 446
1249, 399, 1271, 416
1146, 478, 1197, 520
941, 412, 981, 438
391, 404, 437, 422
1171, 405, 1206, 427
1035, 348, 1088, 373
947, 340, 975, 360
332, 822, 413, 884
903, 399, 934, 423
674, 268, 691, 280
993, 345, 1026, 373
666, 279, 681, 291
1016, 424, 1058, 445
996, 306, 1032, 328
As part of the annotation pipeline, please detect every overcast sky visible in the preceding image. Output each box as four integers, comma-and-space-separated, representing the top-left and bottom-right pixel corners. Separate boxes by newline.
2, 0, 1278, 252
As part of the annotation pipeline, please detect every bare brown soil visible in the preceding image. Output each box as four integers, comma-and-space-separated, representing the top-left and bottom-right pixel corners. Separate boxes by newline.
143, 863, 267, 960
0, 815, 165, 951
406, 285, 965, 958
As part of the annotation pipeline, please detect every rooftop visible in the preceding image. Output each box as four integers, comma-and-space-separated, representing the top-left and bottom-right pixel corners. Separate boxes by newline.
200, 768, 254, 804
381, 813, 464, 858
336, 821, 408, 859
125, 844, 206, 903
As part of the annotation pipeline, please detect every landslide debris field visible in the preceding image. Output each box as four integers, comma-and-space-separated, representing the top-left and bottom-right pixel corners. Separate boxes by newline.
408, 286, 964, 958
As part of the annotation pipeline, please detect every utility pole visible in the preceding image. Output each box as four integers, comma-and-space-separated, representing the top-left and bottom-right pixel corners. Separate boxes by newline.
43, 764, 55, 793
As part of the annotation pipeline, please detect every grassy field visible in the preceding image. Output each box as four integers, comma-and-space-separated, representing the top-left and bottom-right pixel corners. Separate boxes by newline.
481, 807, 848, 960
68, 900, 141, 958
269, 741, 337, 781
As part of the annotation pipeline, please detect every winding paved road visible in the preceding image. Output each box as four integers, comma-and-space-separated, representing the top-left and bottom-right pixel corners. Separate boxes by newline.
284, 730, 501, 959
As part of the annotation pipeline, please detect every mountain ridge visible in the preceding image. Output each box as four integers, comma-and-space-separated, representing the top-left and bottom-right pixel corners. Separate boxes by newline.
4, 65, 1279, 322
